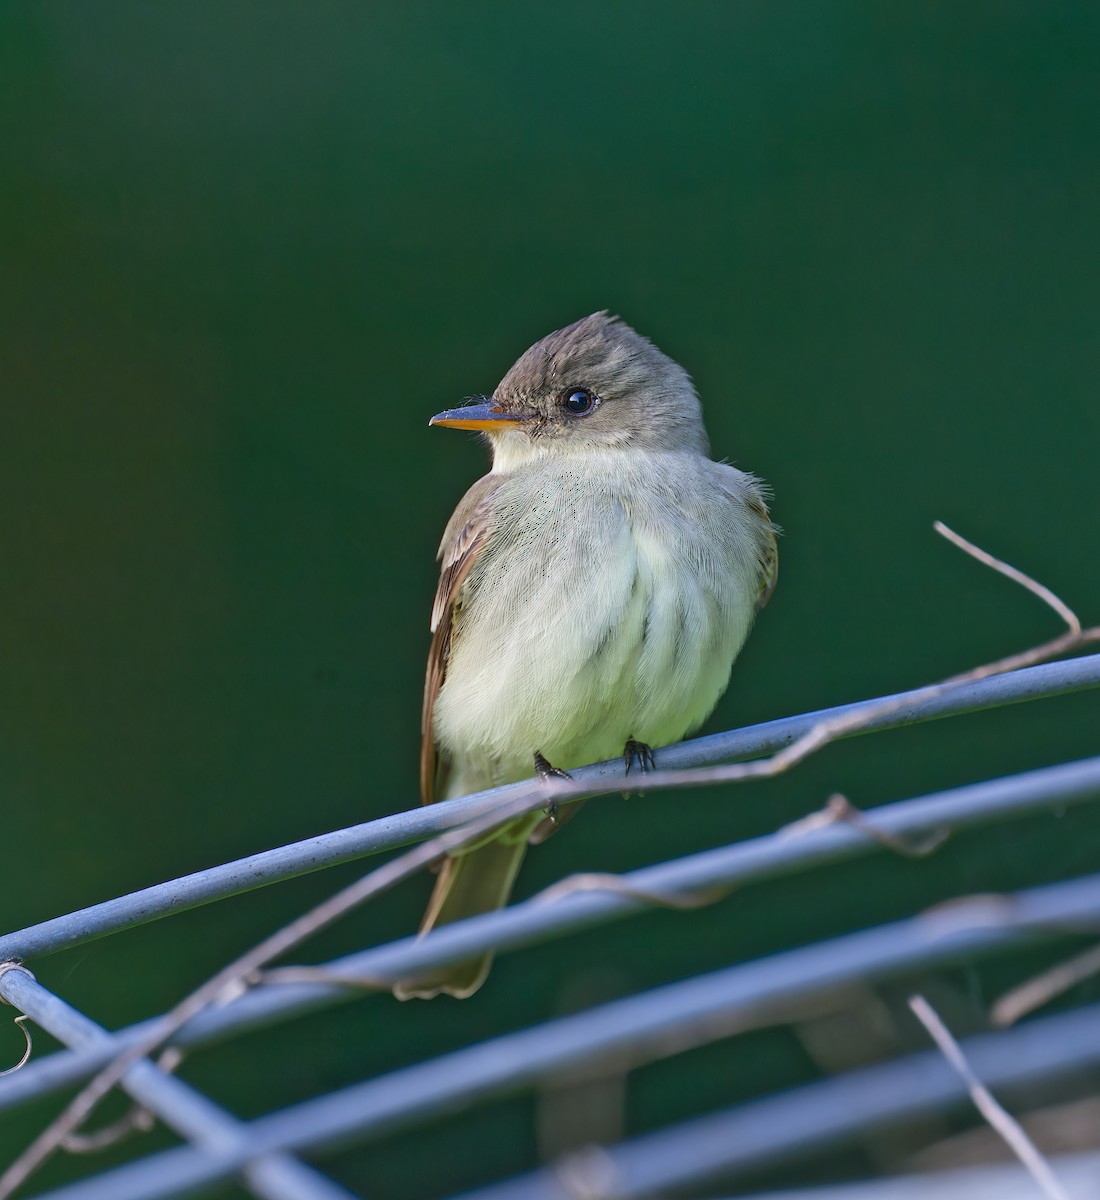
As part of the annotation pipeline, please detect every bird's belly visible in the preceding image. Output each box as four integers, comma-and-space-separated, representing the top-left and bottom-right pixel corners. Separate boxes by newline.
434, 514, 754, 784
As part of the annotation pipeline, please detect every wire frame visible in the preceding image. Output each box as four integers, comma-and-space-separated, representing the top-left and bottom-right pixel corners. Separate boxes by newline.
1, 653, 1098, 1200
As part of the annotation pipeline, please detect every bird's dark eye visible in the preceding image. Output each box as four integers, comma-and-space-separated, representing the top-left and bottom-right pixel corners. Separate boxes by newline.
562, 387, 595, 416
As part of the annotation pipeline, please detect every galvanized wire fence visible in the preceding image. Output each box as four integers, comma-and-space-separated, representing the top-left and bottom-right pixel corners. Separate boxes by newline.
2, 525, 1098, 1200
1, 647, 1098, 1200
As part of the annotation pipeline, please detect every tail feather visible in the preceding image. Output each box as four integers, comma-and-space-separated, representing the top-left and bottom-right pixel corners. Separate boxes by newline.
393, 839, 529, 1000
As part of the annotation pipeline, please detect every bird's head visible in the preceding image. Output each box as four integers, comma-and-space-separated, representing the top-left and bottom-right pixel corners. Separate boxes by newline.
429, 312, 710, 468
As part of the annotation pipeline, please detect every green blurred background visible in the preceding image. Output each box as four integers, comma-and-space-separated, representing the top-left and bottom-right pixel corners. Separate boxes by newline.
2, 2, 1099, 1194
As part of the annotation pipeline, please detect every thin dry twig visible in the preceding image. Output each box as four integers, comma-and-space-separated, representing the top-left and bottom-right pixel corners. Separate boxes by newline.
0, 1018, 32, 1079
0, 964, 35, 1078
815, 793, 950, 858
933, 521, 1082, 637
59, 1106, 155, 1154
992, 942, 1100, 1028
58, 1045, 185, 1154
909, 994, 1072, 1200
3, 522, 1096, 1196
257, 875, 731, 991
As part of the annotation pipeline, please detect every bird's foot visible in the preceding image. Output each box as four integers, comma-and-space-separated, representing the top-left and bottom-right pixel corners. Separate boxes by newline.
623, 738, 655, 775
534, 750, 572, 788
530, 751, 576, 845
622, 738, 654, 798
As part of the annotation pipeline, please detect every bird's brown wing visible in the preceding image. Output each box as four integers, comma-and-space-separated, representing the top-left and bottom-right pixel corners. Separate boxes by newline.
421, 477, 501, 805
745, 490, 779, 609
758, 520, 779, 608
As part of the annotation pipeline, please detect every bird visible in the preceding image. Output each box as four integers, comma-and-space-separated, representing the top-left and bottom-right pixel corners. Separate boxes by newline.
393, 312, 777, 999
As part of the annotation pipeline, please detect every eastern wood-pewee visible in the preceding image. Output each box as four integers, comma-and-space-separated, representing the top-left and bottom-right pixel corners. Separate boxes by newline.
394, 313, 777, 999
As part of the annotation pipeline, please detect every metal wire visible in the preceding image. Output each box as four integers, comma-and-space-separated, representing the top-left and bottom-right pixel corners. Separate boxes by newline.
17, 869, 1100, 1200
4, 753, 1100, 1114
2, 652, 1096, 965
0, 972, 356, 1200
1, 656, 1096, 1200
451, 1004, 1100, 1199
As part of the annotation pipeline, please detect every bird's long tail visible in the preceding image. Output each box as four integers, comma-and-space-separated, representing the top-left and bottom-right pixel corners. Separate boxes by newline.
392, 837, 529, 1000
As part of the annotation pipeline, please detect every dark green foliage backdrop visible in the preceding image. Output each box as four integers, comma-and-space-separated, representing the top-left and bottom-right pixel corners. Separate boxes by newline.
2, 3, 1098, 1194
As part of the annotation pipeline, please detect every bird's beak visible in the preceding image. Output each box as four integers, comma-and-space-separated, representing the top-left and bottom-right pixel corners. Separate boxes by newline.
429, 401, 526, 431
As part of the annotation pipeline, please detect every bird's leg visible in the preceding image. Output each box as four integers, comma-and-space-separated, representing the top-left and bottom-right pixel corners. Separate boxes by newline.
534, 750, 572, 788
529, 751, 577, 845
623, 738, 655, 775
621, 737, 655, 799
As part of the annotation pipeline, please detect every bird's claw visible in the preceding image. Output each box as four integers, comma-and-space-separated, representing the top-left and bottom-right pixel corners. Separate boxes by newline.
623, 739, 655, 775
534, 750, 572, 786
532, 751, 573, 837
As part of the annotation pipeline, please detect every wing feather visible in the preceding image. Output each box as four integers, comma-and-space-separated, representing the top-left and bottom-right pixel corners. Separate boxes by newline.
758, 521, 779, 608
420, 479, 500, 805
742, 488, 779, 609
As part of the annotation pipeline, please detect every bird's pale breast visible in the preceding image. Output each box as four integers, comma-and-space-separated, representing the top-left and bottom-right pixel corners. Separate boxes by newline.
432, 451, 767, 794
